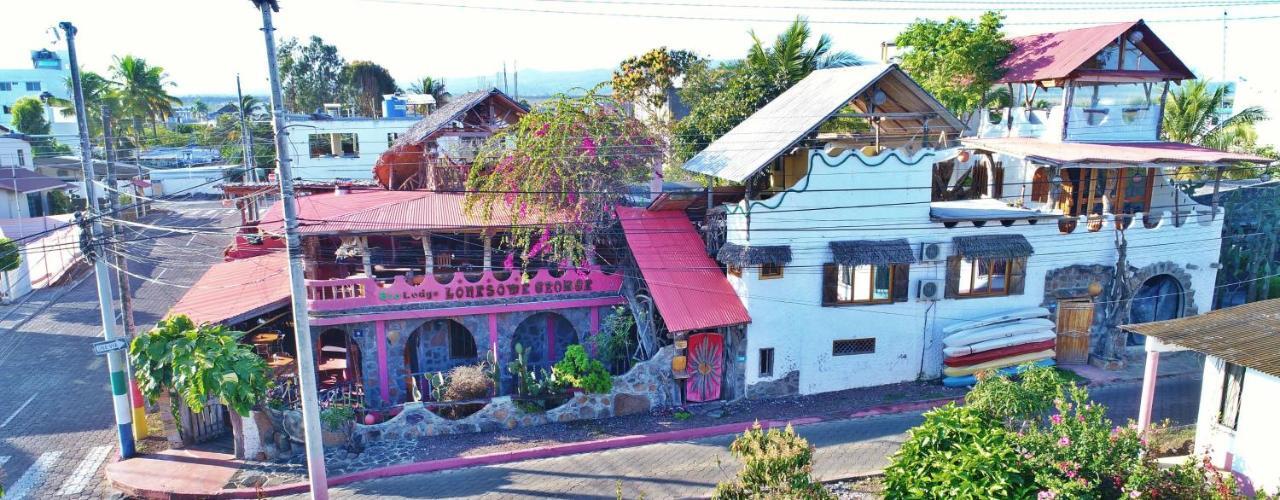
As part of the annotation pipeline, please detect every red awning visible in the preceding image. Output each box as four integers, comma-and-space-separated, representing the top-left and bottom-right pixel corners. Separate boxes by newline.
169, 251, 291, 325
617, 207, 749, 333
962, 137, 1273, 166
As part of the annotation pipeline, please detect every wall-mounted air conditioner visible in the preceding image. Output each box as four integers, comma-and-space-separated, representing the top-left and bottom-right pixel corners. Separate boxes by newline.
918, 279, 945, 301
920, 242, 945, 262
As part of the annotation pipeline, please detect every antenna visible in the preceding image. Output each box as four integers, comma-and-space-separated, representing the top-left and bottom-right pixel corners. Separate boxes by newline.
1222, 9, 1228, 81
503, 62, 509, 94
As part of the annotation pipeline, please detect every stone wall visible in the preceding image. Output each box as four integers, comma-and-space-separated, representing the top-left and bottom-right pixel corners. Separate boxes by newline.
1042, 264, 1116, 358
351, 346, 677, 444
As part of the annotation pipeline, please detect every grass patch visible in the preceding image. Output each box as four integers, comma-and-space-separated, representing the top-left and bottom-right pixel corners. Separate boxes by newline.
1053, 367, 1088, 385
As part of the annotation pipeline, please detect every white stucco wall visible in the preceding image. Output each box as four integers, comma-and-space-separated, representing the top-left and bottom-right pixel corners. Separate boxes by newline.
1195, 357, 1280, 493
284, 117, 418, 180
728, 147, 1222, 395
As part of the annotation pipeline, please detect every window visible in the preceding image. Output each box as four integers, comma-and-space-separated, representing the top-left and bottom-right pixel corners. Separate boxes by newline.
26, 192, 43, 217
1218, 362, 1245, 430
308, 133, 360, 158
25, 82, 40, 91
448, 321, 477, 359
1, 105, 10, 115
758, 348, 774, 377
832, 338, 875, 356
1060, 168, 1154, 216
760, 262, 783, 279
386, 132, 400, 147
957, 257, 1011, 296
16, 149, 24, 167
0, 82, 11, 92
727, 265, 742, 278
835, 264, 892, 304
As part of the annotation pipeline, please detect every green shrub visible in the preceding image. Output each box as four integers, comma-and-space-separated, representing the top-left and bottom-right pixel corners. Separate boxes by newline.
713, 422, 832, 500
320, 405, 355, 431
883, 403, 1036, 499
965, 363, 1070, 423
552, 344, 613, 393
508, 343, 565, 413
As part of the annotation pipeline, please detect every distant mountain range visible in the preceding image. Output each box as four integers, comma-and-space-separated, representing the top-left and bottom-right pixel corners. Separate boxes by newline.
441, 67, 614, 97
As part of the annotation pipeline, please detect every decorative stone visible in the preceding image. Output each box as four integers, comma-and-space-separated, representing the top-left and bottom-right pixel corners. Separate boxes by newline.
406, 412, 424, 425
613, 393, 651, 416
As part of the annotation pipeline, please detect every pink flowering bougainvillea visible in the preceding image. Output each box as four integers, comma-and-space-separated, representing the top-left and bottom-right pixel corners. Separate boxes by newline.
464, 86, 662, 270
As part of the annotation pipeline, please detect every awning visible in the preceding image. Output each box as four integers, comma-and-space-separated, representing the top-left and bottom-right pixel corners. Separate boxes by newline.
716, 242, 792, 267
953, 234, 1034, 260
169, 251, 291, 325
1122, 299, 1280, 378
962, 137, 1273, 167
617, 207, 750, 333
829, 239, 916, 266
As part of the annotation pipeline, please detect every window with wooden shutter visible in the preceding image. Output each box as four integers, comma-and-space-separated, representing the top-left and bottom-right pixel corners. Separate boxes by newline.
944, 256, 961, 299
991, 162, 1005, 200
822, 263, 908, 306
949, 256, 1029, 298
891, 263, 910, 302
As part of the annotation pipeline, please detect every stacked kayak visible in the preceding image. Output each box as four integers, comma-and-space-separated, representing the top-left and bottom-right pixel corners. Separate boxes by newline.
941, 307, 1057, 387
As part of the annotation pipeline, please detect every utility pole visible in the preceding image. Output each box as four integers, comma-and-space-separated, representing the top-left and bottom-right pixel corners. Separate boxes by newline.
102, 109, 147, 442
251, 1, 328, 497
236, 73, 259, 220
62, 20, 135, 459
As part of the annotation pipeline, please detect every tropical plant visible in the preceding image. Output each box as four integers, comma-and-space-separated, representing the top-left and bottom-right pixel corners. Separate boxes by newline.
507, 343, 564, 413
894, 11, 1014, 121
278, 36, 346, 113
192, 99, 209, 121
713, 422, 833, 499
407, 76, 449, 109
1163, 80, 1272, 182
674, 17, 861, 164
552, 344, 612, 394
320, 404, 356, 431
611, 47, 701, 119
884, 402, 1035, 498
465, 87, 662, 269
0, 237, 20, 301
10, 96, 49, 136
48, 190, 73, 215
49, 70, 124, 140
591, 306, 636, 373
342, 60, 398, 117
129, 315, 272, 458
110, 55, 182, 139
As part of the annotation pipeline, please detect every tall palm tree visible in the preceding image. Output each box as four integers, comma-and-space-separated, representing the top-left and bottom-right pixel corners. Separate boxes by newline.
1164, 80, 1270, 181
110, 55, 182, 139
51, 71, 123, 138
408, 76, 449, 108
746, 17, 862, 93
239, 94, 265, 119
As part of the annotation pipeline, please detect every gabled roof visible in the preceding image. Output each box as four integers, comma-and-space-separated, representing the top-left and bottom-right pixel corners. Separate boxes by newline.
617, 207, 749, 333
391, 88, 527, 148
1122, 299, 1280, 378
681, 64, 965, 183
0, 168, 70, 193
998, 20, 1194, 83
169, 250, 291, 325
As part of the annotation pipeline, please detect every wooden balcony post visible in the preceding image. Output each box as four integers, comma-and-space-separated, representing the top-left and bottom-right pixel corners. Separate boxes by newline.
360, 237, 373, 277
422, 233, 433, 276
482, 230, 493, 270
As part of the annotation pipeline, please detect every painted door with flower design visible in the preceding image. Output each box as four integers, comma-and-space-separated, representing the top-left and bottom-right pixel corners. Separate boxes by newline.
685, 332, 724, 402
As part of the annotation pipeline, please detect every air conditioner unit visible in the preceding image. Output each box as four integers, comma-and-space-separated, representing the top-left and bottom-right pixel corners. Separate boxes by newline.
920, 242, 945, 262
918, 279, 945, 301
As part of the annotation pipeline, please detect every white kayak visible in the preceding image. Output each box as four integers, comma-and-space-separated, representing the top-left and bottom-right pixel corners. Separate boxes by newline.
941, 307, 1051, 336
944, 330, 1057, 357
943, 318, 1056, 348
943, 349, 1056, 377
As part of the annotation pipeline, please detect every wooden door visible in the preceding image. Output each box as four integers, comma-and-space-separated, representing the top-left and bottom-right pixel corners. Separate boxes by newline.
685, 332, 724, 402
1055, 300, 1094, 365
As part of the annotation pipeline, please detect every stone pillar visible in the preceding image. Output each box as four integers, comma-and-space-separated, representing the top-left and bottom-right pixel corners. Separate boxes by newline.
422, 233, 433, 277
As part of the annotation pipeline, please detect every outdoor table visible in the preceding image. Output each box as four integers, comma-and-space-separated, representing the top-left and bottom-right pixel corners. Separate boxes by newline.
320, 345, 348, 353
318, 358, 347, 372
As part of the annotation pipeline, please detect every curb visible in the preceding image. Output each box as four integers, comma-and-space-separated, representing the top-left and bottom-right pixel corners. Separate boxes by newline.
212, 396, 960, 498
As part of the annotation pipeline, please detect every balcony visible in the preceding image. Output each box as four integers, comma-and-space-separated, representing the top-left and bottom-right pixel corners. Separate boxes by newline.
305, 265, 625, 312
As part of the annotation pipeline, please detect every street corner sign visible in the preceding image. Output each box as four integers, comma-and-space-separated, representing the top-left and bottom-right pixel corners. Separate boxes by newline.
93, 338, 128, 356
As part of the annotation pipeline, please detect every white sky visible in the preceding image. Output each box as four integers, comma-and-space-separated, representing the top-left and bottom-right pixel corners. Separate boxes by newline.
3, 0, 1278, 143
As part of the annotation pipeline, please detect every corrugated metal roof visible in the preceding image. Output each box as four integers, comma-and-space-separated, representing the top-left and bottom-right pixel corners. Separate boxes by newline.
999, 20, 1194, 83
259, 188, 564, 235
617, 207, 749, 333
169, 250, 291, 325
681, 64, 965, 183
1122, 299, 1280, 378
962, 137, 1273, 166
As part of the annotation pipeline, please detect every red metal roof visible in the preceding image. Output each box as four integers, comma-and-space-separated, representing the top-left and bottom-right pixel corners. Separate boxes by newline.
999, 20, 1194, 83
962, 137, 1274, 166
258, 188, 565, 235
169, 250, 291, 325
617, 207, 749, 333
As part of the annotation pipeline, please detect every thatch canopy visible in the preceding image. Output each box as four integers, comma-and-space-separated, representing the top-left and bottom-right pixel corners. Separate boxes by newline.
952, 234, 1034, 260
829, 239, 916, 266
717, 242, 792, 266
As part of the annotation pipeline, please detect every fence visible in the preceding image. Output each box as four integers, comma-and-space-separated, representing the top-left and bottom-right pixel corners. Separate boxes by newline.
178, 397, 229, 445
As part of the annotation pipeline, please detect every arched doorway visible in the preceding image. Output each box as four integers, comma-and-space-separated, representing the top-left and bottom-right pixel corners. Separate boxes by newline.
510, 312, 578, 373
316, 328, 361, 391
1128, 274, 1184, 345
404, 319, 478, 402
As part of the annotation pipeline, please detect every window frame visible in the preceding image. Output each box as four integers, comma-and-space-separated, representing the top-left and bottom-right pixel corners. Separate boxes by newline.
831, 263, 894, 305
758, 348, 774, 377
759, 262, 784, 280
1217, 362, 1245, 430
25, 82, 40, 91
0, 82, 12, 92
956, 257, 1012, 297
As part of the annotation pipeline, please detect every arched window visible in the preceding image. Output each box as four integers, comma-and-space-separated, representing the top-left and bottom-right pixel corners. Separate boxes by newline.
448, 321, 477, 359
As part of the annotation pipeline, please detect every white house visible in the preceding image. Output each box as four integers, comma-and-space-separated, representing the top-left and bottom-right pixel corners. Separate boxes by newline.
0, 134, 71, 218
0, 49, 77, 141
284, 114, 420, 181
677, 20, 1270, 398
1123, 299, 1280, 495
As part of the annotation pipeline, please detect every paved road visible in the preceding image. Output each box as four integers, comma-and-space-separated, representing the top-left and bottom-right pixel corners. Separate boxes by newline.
314, 375, 1202, 499
0, 201, 236, 499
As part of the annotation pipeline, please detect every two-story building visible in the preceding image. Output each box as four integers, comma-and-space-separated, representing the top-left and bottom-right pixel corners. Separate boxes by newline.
678, 20, 1269, 397
0, 49, 77, 141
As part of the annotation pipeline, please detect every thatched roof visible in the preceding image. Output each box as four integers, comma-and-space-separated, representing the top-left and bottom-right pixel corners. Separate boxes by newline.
829, 239, 916, 267
717, 242, 792, 266
952, 234, 1034, 260
391, 88, 526, 148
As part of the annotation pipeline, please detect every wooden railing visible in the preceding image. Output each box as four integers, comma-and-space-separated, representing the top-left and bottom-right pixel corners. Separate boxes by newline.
306, 265, 625, 311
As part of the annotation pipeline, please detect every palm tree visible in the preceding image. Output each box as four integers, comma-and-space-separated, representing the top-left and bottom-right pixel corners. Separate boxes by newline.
408, 76, 449, 109
1164, 80, 1269, 181
50, 71, 123, 138
745, 17, 862, 93
192, 99, 209, 121
239, 94, 265, 119
110, 55, 183, 139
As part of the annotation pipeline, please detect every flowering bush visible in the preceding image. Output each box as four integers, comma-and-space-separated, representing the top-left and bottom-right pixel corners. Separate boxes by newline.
465, 87, 662, 270
888, 364, 1259, 499
713, 422, 833, 500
